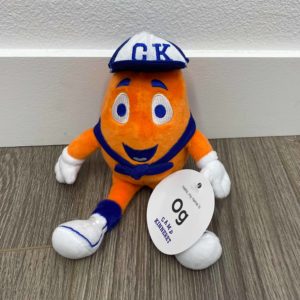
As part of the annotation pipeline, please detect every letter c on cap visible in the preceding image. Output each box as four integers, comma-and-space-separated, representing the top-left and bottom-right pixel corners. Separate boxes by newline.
132, 43, 147, 61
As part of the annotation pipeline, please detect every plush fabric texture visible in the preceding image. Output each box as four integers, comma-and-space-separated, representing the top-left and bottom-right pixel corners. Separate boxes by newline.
175, 231, 222, 270
67, 69, 214, 202
53, 34, 231, 263
68, 128, 100, 159
199, 158, 231, 199
100, 70, 201, 186
55, 147, 84, 184
93, 114, 196, 180
108, 32, 189, 72
93, 200, 122, 230
52, 214, 107, 259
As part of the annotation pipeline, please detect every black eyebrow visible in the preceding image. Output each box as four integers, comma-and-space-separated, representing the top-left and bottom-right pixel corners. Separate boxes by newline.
117, 78, 131, 87
151, 79, 168, 90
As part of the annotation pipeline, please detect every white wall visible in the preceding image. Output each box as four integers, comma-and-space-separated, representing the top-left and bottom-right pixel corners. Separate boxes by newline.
1, 0, 300, 50
0, 1, 300, 146
1, 55, 299, 147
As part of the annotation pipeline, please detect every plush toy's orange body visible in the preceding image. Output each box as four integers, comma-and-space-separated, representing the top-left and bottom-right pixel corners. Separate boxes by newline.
52, 32, 230, 266
68, 70, 212, 211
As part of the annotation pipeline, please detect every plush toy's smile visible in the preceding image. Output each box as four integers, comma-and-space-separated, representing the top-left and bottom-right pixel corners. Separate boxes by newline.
123, 143, 158, 162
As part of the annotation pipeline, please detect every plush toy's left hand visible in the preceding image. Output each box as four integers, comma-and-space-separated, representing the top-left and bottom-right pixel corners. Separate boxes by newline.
197, 151, 231, 199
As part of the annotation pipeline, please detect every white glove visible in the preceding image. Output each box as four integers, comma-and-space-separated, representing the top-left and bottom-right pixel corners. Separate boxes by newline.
55, 147, 84, 184
197, 151, 231, 199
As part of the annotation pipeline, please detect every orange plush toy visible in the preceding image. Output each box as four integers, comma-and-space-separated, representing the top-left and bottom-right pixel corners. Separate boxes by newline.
52, 32, 231, 270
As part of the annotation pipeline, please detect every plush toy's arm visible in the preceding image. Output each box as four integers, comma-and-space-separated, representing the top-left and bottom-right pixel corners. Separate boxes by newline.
55, 128, 100, 184
187, 130, 231, 199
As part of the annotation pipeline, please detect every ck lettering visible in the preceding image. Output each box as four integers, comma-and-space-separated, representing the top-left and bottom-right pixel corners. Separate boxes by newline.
131, 43, 172, 61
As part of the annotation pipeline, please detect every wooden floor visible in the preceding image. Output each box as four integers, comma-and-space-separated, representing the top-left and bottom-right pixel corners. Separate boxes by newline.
0, 136, 299, 300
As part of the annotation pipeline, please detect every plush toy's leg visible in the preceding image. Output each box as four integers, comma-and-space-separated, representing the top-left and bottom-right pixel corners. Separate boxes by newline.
106, 175, 142, 212
175, 231, 222, 270
52, 176, 141, 259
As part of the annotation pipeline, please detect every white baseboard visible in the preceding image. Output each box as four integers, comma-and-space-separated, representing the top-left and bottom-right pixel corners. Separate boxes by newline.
0, 50, 299, 147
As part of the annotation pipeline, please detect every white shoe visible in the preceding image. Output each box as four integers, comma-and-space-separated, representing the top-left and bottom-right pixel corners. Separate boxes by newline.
52, 214, 107, 259
175, 231, 222, 270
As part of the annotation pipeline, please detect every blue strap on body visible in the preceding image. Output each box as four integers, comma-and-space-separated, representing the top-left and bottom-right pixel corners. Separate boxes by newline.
93, 114, 196, 180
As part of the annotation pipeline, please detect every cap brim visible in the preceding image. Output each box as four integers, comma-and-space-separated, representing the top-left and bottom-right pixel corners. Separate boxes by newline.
109, 60, 187, 73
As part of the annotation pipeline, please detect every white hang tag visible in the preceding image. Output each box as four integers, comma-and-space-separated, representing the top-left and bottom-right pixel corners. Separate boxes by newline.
147, 169, 215, 255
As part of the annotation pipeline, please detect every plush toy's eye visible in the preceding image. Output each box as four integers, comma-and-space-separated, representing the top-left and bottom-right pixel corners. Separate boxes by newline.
152, 94, 173, 125
112, 93, 130, 124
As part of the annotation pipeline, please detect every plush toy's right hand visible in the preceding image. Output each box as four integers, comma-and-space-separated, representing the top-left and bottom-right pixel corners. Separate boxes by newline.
55, 147, 84, 184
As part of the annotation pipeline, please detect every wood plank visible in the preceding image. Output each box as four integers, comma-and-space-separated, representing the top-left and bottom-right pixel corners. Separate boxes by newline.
273, 135, 300, 195
214, 137, 300, 299
0, 146, 112, 249
0, 137, 299, 299
0, 247, 73, 300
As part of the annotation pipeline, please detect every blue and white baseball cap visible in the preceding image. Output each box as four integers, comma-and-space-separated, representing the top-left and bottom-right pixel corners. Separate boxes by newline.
108, 32, 189, 72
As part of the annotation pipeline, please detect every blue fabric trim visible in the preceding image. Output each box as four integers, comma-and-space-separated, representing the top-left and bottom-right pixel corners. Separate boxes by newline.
93, 200, 122, 231
117, 78, 131, 87
115, 161, 173, 180
109, 60, 187, 73
155, 115, 196, 164
93, 114, 196, 180
123, 143, 158, 162
59, 225, 104, 248
151, 79, 168, 90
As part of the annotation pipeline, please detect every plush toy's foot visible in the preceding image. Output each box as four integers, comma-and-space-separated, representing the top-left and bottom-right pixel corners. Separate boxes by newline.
52, 214, 107, 259
175, 231, 222, 270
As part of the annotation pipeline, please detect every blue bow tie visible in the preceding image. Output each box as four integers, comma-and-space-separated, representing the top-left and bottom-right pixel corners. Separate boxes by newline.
93, 114, 196, 180
115, 161, 174, 180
